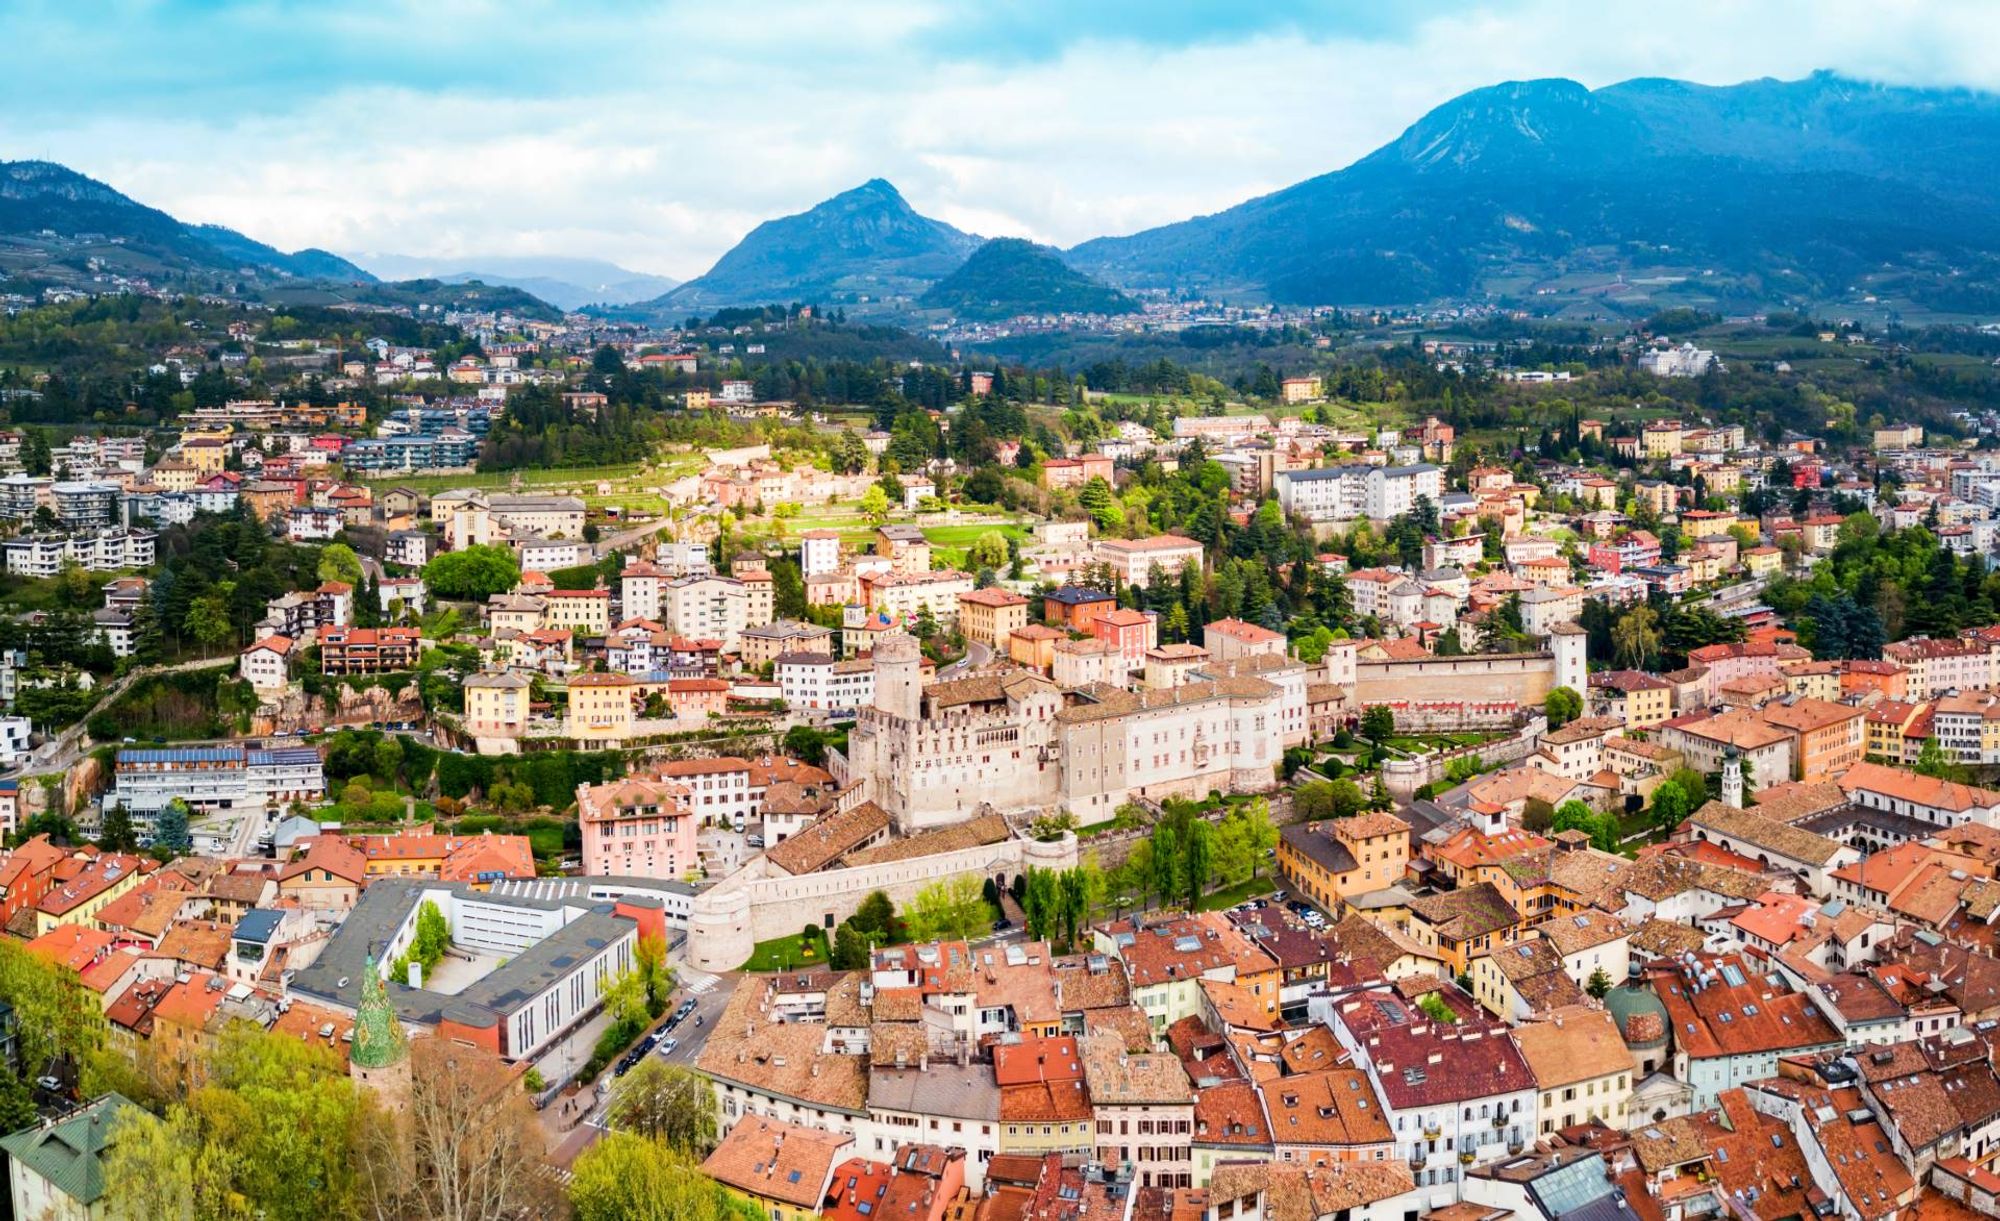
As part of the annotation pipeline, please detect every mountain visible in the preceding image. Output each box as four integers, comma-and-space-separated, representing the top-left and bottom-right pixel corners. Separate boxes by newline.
355, 253, 677, 309
0, 160, 374, 285
1068, 72, 2000, 309
920, 238, 1138, 320
651, 179, 979, 312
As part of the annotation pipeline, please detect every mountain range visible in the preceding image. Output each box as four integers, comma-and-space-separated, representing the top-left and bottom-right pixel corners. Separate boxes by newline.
353, 254, 678, 310
0, 160, 372, 284
15, 71, 2000, 322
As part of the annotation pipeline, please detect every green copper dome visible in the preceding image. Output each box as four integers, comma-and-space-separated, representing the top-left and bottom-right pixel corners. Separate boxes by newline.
350, 954, 408, 1069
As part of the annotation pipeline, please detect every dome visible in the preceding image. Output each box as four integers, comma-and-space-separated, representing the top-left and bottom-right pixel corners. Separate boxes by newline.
1602, 980, 1670, 1050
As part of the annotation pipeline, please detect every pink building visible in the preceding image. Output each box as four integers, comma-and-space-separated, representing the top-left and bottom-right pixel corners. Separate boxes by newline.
1089, 608, 1157, 671
578, 775, 698, 880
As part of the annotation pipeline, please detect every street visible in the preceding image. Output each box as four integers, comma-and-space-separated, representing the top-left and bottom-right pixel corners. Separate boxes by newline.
542, 963, 735, 1169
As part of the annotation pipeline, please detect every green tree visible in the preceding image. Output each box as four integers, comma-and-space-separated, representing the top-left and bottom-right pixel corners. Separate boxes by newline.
571, 1135, 751, 1221
831, 922, 870, 969
1360, 705, 1395, 743
184, 591, 235, 650
609, 1060, 718, 1153
1587, 967, 1613, 998
966, 530, 1010, 570
904, 875, 993, 941
1184, 819, 1213, 908
422, 544, 522, 600
859, 485, 891, 524
1329, 779, 1366, 819
852, 891, 895, 938
1367, 774, 1391, 810
1150, 822, 1181, 906
317, 543, 364, 588
1544, 686, 1582, 729
1613, 604, 1661, 670
153, 798, 192, 856
99, 804, 139, 854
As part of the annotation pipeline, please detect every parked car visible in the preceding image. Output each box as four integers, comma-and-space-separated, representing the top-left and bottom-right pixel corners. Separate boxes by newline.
657, 1038, 679, 1057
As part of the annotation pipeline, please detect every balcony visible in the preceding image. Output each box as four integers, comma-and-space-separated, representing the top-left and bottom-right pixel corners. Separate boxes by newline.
1459, 1152, 1477, 1166
1409, 1150, 1427, 1169
1423, 1124, 1442, 1140
1492, 1113, 1509, 1129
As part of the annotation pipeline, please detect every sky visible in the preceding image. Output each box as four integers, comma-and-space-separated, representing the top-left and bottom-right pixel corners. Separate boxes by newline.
7, 0, 2000, 279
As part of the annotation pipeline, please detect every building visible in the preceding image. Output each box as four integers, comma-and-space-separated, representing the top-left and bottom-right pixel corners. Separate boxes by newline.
957, 587, 1030, 651
1275, 464, 1443, 524
1276, 812, 1412, 915
0, 1092, 147, 1220
1093, 535, 1204, 589
1082, 1031, 1195, 1188
1647, 953, 1842, 1109
577, 775, 697, 880
320, 627, 421, 675
110, 746, 326, 818
567, 672, 636, 742
775, 653, 876, 712
463, 671, 531, 737
1510, 1007, 1633, 1135
704, 1116, 853, 1221
238, 635, 293, 691
290, 881, 663, 1064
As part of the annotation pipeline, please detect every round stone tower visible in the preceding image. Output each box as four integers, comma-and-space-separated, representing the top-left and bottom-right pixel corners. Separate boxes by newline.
349, 954, 411, 1109
687, 884, 755, 974
872, 631, 924, 722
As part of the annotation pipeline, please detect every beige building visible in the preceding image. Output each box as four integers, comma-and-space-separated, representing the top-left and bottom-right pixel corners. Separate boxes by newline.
464, 671, 531, 736
860, 569, 973, 628
1094, 535, 1204, 589
957, 587, 1030, 650
1511, 1007, 1634, 1136
567, 672, 636, 742
542, 589, 611, 636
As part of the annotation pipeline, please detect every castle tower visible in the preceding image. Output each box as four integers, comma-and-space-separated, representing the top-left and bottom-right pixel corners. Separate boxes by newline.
871, 631, 924, 722
1549, 622, 1587, 702
349, 953, 411, 1109
1721, 746, 1744, 809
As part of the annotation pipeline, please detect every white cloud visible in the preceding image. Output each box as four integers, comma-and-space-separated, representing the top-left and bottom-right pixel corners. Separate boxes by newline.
12, 0, 2000, 279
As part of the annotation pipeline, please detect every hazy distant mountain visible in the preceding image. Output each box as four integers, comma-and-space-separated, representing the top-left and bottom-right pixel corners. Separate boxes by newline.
1068, 72, 2000, 310
356, 253, 677, 310
650, 179, 980, 313
921, 238, 1137, 321
0, 160, 373, 283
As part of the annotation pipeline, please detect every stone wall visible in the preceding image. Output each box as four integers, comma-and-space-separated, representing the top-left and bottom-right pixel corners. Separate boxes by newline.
1353, 652, 1560, 710
685, 832, 1077, 972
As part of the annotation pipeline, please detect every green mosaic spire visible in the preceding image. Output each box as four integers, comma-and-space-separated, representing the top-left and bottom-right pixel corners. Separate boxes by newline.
350, 954, 407, 1069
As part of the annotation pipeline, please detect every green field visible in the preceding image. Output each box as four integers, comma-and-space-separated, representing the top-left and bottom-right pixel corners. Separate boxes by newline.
741, 930, 830, 972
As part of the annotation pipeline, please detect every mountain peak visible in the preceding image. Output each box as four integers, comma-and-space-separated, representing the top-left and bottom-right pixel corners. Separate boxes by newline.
655, 178, 978, 311
1368, 77, 1617, 172
921, 237, 1137, 321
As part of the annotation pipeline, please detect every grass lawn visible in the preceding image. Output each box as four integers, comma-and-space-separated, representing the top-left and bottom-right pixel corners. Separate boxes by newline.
1195, 876, 1279, 912
360, 461, 655, 494
921, 523, 1030, 547
741, 930, 831, 972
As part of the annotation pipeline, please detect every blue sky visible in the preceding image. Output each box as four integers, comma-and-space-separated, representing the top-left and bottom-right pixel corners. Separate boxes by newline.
5, 0, 1999, 277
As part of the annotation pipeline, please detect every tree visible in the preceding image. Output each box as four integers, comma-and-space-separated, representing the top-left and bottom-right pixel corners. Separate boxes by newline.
831, 922, 870, 969
103, 1105, 232, 1221
904, 875, 993, 941
1587, 967, 1613, 999
1360, 705, 1395, 743
1544, 686, 1582, 729
1649, 773, 1697, 834
153, 798, 192, 856
609, 1060, 718, 1153
1227, 800, 1278, 878
852, 891, 895, 938
1184, 820, 1213, 908
570, 1135, 750, 1221
1023, 867, 1060, 941
1150, 822, 1181, 906
1367, 774, 1391, 810
358, 1036, 559, 1221
860, 485, 891, 524
422, 545, 522, 601
1613, 604, 1661, 670
184, 591, 234, 650
99, 804, 138, 853
1916, 736, 1964, 782
966, 530, 1010, 570
317, 542, 364, 588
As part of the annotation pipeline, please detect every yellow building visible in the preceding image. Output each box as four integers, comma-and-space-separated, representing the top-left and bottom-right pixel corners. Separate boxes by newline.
567, 672, 636, 741
541, 590, 610, 636
1641, 423, 1682, 459
957, 587, 1031, 650
1743, 546, 1784, 577
35, 856, 147, 935
1275, 811, 1410, 914
180, 438, 227, 475
463, 671, 530, 736
1403, 882, 1526, 977
150, 459, 201, 492
1512, 1007, 1634, 1136
1588, 670, 1674, 728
